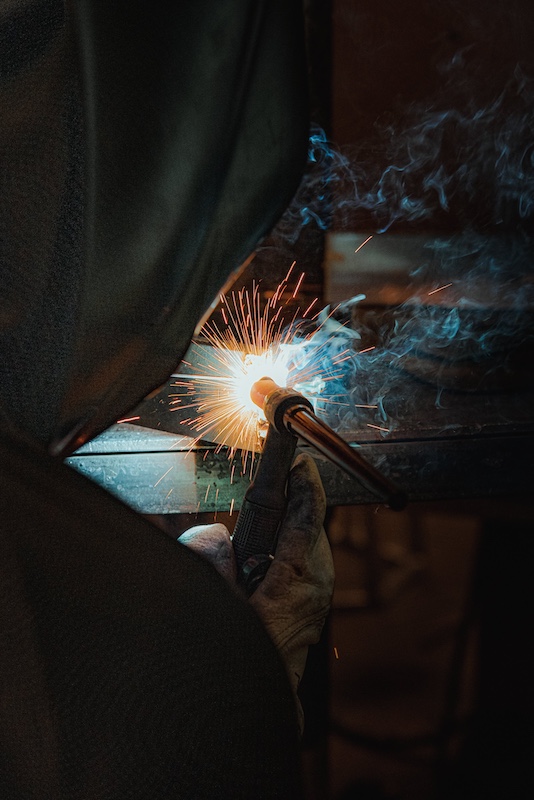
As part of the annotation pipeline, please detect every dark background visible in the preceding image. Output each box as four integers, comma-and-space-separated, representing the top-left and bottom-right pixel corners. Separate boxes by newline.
297, 2, 534, 798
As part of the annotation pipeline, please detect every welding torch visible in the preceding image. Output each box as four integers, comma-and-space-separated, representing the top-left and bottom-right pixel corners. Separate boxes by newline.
232, 378, 406, 594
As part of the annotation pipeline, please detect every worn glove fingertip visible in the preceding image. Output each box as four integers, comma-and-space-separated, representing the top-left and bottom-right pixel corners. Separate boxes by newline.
282, 453, 326, 532
289, 453, 326, 503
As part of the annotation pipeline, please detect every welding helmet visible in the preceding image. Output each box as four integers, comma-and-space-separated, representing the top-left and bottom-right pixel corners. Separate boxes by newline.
0, 0, 308, 455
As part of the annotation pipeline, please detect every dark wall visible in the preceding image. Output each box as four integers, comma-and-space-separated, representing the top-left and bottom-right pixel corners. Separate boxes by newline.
331, 0, 534, 233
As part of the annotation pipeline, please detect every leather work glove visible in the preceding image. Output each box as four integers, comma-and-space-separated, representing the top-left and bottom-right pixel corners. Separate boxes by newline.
248, 453, 334, 730
178, 453, 334, 732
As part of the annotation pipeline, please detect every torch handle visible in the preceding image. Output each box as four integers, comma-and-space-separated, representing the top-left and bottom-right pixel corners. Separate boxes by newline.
232, 423, 297, 595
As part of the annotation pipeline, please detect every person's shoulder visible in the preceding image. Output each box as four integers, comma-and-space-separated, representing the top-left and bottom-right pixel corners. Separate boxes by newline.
0, 426, 303, 799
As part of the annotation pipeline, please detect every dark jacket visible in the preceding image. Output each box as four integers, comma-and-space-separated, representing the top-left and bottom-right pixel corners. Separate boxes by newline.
1, 1, 308, 796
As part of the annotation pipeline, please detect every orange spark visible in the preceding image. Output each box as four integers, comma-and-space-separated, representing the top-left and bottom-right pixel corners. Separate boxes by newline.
283, 260, 297, 283
153, 465, 174, 487
354, 234, 373, 254
428, 282, 453, 296
303, 297, 318, 317
292, 272, 305, 299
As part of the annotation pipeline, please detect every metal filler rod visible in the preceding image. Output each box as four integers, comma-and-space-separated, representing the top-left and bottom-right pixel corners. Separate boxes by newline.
232, 378, 406, 594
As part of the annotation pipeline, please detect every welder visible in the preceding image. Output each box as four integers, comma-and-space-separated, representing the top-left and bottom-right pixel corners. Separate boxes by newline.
0, 2, 333, 798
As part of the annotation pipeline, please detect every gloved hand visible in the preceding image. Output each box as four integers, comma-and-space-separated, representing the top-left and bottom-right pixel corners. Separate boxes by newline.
248, 453, 334, 730
177, 453, 334, 731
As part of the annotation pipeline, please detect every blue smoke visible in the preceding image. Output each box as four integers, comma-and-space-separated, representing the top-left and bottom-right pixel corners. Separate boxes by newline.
274, 67, 534, 240
266, 67, 534, 434
285, 290, 534, 438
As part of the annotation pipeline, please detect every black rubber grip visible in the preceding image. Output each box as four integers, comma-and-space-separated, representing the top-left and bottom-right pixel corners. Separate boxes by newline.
232, 497, 284, 570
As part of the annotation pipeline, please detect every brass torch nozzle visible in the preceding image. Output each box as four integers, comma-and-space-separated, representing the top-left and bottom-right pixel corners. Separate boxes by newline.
250, 377, 278, 411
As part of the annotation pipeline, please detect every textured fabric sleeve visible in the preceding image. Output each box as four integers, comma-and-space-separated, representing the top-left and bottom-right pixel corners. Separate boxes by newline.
0, 430, 303, 799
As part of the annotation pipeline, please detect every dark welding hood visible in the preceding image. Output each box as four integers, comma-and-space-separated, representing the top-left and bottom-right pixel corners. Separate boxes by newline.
0, 0, 309, 455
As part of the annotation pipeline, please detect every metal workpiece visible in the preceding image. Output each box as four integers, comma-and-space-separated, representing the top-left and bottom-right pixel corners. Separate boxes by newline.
67, 424, 254, 516
66, 354, 534, 516
309, 435, 533, 506
66, 421, 534, 515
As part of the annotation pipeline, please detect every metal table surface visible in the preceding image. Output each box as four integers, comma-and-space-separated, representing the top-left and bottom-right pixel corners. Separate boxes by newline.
67, 378, 534, 514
